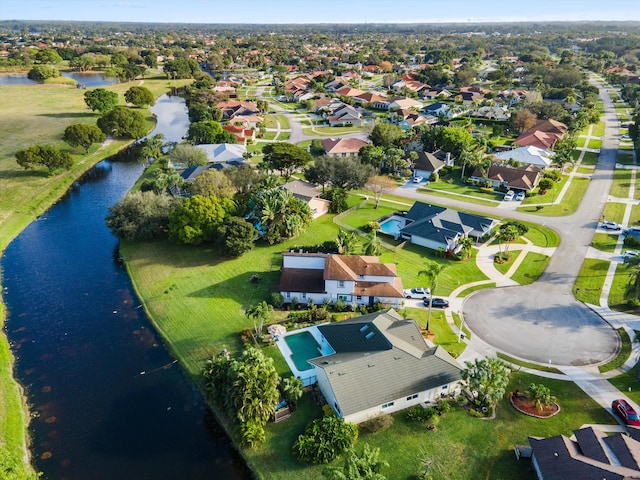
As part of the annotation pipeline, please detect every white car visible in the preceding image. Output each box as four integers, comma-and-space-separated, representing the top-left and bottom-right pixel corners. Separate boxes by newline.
515, 191, 525, 202
504, 190, 515, 201
403, 287, 431, 299
623, 251, 639, 262
413, 176, 424, 183
601, 221, 621, 231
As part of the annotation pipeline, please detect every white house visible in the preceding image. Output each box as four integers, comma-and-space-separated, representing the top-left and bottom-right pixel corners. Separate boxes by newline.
493, 146, 555, 168
195, 143, 246, 164
281, 179, 331, 219
279, 253, 404, 307
308, 309, 463, 424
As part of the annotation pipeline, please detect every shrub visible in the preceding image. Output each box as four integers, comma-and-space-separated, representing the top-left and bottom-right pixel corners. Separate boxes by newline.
480, 187, 494, 193
429, 172, 440, 182
544, 170, 562, 182
292, 416, 358, 464
365, 221, 381, 232
269, 292, 284, 308
359, 414, 394, 434
625, 236, 640, 248
435, 400, 452, 415
406, 406, 439, 422
241, 421, 266, 448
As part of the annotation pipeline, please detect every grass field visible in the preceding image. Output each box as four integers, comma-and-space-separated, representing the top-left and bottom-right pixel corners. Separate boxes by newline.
603, 201, 628, 224
517, 177, 589, 216
302, 126, 364, 136
493, 250, 522, 275
573, 258, 609, 305
591, 232, 620, 253
580, 151, 599, 166
454, 282, 496, 298
511, 252, 550, 285
608, 263, 639, 313
598, 328, 632, 373
610, 168, 632, 198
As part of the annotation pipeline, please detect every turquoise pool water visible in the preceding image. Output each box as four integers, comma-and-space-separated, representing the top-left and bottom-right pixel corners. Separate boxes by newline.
379, 216, 404, 237
285, 331, 321, 372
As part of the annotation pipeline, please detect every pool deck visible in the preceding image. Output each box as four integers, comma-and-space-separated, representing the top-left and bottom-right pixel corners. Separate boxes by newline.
275, 324, 335, 386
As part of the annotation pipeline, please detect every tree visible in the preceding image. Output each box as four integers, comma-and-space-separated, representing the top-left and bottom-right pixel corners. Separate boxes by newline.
458, 236, 474, 259
224, 164, 266, 194
35, 48, 62, 64
418, 260, 446, 331
440, 126, 475, 158
191, 169, 235, 198
62, 124, 106, 153
252, 188, 312, 244
97, 106, 147, 139
336, 229, 359, 255
280, 376, 304, 408
105, 191, 177, 241
461, 357, 511, 409
146, 168, 184, 194
497, 224, 520, 257
366, 175, 397, 208
324, 443, 389, 480
139, 134, 165, 165
84, 88, 119, 114
369, 123, 404, 148
187, 120, 224, 145
169, 144, 208, 167
293, 416, 358, 464
218, 216, 258, 256
511, 108, 537, 133
362, 231, 382, 256
359, 145, 386, 171
246, 301, 274, 338
27, 64, 60, 80
537, 177, 554, 192
163, 57, 201, 79
327, 187, 348, 214
552, 136, 577, 172
168, 195, 234, 245
15, 145, 72, 175
124, 86, 156, 107
529, 383, 556, 412
305, 156, 333, 192
263, 143, 312, 181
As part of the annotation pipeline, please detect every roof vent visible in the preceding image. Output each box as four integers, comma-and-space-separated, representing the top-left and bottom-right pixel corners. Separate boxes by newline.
365, 331, 375, 340
360, 325, 369, 332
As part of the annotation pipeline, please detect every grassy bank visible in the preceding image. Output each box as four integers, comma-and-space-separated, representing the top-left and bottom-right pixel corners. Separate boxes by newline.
0, 74, 190, 476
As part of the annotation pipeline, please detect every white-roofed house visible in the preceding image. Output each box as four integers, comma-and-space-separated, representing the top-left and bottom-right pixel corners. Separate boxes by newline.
493, 146, 554, 169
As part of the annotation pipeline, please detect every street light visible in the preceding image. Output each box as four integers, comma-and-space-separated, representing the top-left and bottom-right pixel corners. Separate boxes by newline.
458, 310, 465, 343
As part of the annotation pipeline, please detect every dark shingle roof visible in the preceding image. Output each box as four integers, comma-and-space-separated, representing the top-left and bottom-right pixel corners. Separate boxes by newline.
279, 268, 325, 293
605, 434, 640, 471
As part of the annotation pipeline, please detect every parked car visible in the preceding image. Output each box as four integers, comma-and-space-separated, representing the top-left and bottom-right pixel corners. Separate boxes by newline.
403, 288, 430, 299
624, 226, 640, 235
601, 221, 621, 231
623, 251, 639, 263
515, 191, 525, 202
423, 297, 449, 308
503, 190, 515, 201
622, 134, 631, 140
413, 176, 424, 183
612, 399, 640, 426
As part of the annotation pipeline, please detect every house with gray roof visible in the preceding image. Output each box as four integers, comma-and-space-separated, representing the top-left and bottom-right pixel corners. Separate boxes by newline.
529, 426, 640, 480
307, 309, 463, 424
388, 202, 497, 252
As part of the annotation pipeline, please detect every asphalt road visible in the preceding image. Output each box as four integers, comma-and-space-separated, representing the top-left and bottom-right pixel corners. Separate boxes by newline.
396, 78, 623, 366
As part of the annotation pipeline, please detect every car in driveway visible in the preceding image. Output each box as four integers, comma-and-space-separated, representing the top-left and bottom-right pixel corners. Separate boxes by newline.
515, 191, 525, 202
601, 221, 621, 231
503, 190, 515, 201
624, 226, 640, 235
403, 287, 430, 299
623, 251, 639, 263
423, 297, 449, 308
412, 176, 424, 183
612, 399, 640, 426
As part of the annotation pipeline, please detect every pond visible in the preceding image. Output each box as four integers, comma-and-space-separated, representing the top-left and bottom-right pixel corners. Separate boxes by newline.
0, 72, 116, 87
2, 95, 252, 479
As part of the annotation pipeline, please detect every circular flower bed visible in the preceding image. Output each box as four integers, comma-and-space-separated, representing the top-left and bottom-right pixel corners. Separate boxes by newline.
510, 393, 560, 418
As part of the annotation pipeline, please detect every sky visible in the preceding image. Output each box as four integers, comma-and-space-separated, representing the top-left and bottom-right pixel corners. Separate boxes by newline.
1, 0, 639, 24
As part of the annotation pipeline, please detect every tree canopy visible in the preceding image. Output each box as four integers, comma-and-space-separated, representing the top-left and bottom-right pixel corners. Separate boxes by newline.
187, 120, 225, 145
124, 86, 155, 107
105, 191, 177, 241
84, 88, 119, 114
369, 123, 404, 148
62, 124, 106, 153
263, 142, 312, 181
97, 106, 147, 139
461, 357, 511, 409
251, 188, 312, 244
168, 194, 234, 245
293, 416, 358, 464
191, 169, 235, 198
168, 143, 208, 167
27, 64, 60, 80
218, 216, 258, 256
15, 145, 72, 175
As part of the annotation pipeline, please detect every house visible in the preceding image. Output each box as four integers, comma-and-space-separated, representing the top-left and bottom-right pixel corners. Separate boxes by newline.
195, 143, 246, 164
335, 86, 365, 98
388, 97, 424, 111
305, 309, 463, 424
221, 125, 256, 145
472, 164, 543, 191
321, 137, 368, 156
423, 87, 452, 100
469, 106, 510, 121
352, 91, 387, 105
327, 103, 363, 127
390, 202, 497, 251
216, 100, 263, 127
493, 146, 554, 168
281, 179, 330, 218
423, 102, 453, 118
409, 150, 452, 179
514, 119, 568, 149
529, 426, 640, 480
279, 253, 405, 307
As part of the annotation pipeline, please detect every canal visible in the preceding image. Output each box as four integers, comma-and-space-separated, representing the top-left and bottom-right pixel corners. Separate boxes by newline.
2, 94, 251, 479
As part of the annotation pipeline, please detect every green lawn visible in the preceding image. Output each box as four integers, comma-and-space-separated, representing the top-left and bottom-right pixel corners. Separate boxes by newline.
575, 137, 587, 148
576, 166, 594, 174
608, 263, 640, 314
420, 178, 504, 202
264, 115, 278, 128
517, 178, 589, 216
588, 139, 602, 149
580, 151, 599, 166
603, 201, 628, 224
628, 205, 640, 225
511, 252, 550, 285
337, 200, 398, 231
573, 258, 609, 305
416, 187, 499, 207
493, 250, 522, 275
591, 232, 620, 253
610, 363, 640, 404
521, 222, 561, 248
302, 126, 364, 136
591, 121, 605, 137
598, 328, 632, 373
610, 169, 632, 198
496, 352, 563, 375
618, 153, 635, 165
404, 307, 466, 359
454, 282, 496, 298
521, 174, 569, 206
274, 114, 291, 130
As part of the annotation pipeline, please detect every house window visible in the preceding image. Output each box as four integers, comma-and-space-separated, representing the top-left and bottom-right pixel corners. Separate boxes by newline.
381, 402, 395, 409
286, 292, 290, 298
357, 274, 364, 279
406, 394, 418, 401
356, 296, 362, 301
338, 280, 345, 288
338, 295, 349, 301
302, 292, 307, 299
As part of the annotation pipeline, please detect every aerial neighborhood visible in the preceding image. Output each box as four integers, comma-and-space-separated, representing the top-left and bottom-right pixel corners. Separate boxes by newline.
2, 13, 640, 480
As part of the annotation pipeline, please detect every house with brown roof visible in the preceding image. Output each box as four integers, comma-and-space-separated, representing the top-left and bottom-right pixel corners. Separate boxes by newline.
514, 119, 568, 149
221, 125, 255, 145
529, 426, 640, 480
352, 91, 387, 105
281, 179, 331, 218
321, 137, 369, 156
335, 86, 365, 98
471, 164, 543, 192
279, 253, 405, 307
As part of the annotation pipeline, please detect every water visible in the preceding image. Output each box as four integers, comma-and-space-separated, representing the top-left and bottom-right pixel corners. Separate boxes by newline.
379, 216, 405, 238
284, 331, 320, 372
2, 95, 252, 479
0, 72, 115, 87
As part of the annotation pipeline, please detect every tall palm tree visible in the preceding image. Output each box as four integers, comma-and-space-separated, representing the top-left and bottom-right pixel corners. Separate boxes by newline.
418, 260, 445, 331
362, 231, 382, 256
457, 236, 474, 259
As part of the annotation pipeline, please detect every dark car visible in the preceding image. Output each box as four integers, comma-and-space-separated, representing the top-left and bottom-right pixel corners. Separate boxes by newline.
423, 297, 449, 308
612, 399, 640, 426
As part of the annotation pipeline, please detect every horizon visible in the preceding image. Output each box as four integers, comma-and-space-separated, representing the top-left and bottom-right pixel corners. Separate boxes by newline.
2, 0, 639, 25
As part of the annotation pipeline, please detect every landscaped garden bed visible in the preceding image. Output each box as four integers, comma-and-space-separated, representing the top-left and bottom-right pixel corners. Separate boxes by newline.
510, 392, 560, 419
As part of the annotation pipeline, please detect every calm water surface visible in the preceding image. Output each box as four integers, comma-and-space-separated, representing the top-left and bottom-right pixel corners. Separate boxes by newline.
2, 95, 251, 479
0, 72, 116, 87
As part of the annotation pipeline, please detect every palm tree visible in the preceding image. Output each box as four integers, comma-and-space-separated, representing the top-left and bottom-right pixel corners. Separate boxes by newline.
336, 229, 358, 255
362, 231, 382, 256
529, 383, 556, 412
418, 260, 445, 331
457, 236, 474, 259
461, 357, 511, 409
625, 256, 640, 301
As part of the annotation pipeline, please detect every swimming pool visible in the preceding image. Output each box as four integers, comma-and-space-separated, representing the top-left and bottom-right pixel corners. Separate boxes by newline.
379, 215, 406, 238
284, 331, 321, 372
